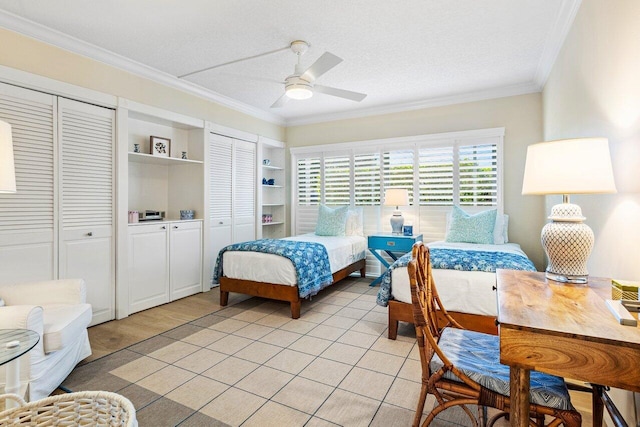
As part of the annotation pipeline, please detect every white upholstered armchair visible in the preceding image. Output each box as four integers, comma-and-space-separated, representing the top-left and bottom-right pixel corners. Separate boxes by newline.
0, 279, 92, 400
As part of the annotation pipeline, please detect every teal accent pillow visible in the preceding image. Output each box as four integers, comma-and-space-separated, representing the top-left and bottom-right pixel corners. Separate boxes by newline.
445, 206, 497, 244
315, 205, 349, 236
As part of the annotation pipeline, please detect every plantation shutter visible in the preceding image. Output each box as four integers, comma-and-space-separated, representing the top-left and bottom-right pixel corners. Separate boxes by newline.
458, 142, 498, 206
324, 155, 350, 205
297, 157, 321, 206
209, 134, 233, 220
59, 98, 114, 228
0, 84, 55, 233
418, 146, 454, 205
354, 152, 381, 206
233, 139, 256, 217
383, 149, 414, 203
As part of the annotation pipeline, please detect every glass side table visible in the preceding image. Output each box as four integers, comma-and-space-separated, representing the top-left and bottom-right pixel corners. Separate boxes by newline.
0, 329, 39, 408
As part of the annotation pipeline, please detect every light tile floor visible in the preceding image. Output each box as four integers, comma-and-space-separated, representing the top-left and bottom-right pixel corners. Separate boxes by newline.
62, 276, 577, 426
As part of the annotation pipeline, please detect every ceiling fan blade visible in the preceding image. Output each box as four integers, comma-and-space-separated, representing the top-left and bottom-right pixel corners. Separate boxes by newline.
270, 94, 289, 108
301, 52, 343, 82
314, 84, 367, 102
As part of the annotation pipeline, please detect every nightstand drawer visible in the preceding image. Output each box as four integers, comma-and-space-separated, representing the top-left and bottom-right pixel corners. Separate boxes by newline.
368, 235, 421, 253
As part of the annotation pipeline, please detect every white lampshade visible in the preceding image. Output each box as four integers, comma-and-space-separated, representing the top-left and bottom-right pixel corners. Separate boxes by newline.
0, 120, 16, 193
522, 138, 616, 195
384, 188, 409, 207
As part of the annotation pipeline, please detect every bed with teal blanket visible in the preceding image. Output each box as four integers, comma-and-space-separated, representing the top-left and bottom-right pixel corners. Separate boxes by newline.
214, 234, 367, 319
377, 241, 536, 338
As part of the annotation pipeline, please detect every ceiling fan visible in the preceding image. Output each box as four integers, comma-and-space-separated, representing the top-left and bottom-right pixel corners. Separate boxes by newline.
270, 40, 367, 108
178, 40, 367, 109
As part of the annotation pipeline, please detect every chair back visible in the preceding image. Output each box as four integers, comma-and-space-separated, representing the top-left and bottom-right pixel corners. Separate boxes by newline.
408, 242, 465, 378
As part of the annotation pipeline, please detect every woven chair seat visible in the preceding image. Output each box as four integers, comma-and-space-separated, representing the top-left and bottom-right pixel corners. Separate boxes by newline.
0, 391, 137, 426
432, 327, 575, 411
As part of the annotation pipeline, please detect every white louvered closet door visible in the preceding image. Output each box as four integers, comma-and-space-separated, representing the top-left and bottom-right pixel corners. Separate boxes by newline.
0, 83, 56, 283
58, 98, 115, 325
208, 133, 233, 276
233, 139, 256, 243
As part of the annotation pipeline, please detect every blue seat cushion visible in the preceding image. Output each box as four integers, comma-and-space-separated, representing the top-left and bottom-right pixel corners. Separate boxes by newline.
431, 327, 575, 411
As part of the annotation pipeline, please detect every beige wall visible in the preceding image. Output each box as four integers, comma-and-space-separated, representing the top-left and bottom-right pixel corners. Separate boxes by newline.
543, 0, 640, 281
543, 1, 640, 423
287, 93, 547, 268
0, 28, 285, 140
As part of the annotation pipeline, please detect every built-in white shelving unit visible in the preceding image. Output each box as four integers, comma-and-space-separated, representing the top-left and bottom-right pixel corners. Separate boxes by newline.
258, 137, 286, 239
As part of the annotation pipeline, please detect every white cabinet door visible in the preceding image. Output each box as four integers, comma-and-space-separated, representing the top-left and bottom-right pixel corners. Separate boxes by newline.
0, 83, 56, 283
233, 139, 256, 242
128, 223, 170, 314
58, 98, 115, 325
170, 221, 202, 300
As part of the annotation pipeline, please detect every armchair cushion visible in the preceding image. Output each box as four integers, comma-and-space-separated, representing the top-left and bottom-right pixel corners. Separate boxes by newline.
42, 304, 92, 353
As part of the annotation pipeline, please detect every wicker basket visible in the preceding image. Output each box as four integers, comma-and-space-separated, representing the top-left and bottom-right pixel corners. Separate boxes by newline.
0, 391, 137, 426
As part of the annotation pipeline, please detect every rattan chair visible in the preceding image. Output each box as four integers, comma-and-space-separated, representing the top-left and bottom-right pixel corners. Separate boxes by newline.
408, 242, 583, 427
0, 391, 137, 426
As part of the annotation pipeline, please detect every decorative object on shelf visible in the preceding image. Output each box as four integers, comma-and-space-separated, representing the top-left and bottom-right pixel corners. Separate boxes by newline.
181, 151, 187, 160
150, 135, 170, 157
128, 211, 139, 223
180, 210, 195, 220
384, 188, 409, 235
262, 178, 268, 185
403, 223, 413, 236
268, 178, 275, 185
522, 137, 616, 284
262, 214, 273, 223
263, 159, 271, 166
0, 120, 16, 193
133, 143, 140, 153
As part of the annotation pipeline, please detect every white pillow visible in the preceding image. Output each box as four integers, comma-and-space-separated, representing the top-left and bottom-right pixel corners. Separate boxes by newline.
345, 207, 364, 236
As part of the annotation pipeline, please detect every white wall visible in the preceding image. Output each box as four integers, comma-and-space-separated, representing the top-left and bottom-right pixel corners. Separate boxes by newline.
287, 93, 547, 268
543, 0, 640, 423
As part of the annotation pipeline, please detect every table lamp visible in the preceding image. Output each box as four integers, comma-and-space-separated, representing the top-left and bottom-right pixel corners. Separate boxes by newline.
0, 120, 16, 193
522, 137, 616, 284
384, 188, 409, 234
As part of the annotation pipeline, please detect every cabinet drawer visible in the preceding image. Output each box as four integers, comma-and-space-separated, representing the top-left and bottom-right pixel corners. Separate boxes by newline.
368, 235, 415, 252
169, 220, 202, 231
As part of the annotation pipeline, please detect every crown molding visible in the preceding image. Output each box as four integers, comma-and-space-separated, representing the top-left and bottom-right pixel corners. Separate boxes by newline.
0, 10, 286, 126
284, 81, 541, 127
533, 0, 582, 89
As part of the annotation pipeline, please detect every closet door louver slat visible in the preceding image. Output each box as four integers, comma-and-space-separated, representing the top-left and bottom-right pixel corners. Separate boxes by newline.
234, 140, 256, 219
60, 100, 114, 229
0, 88, 55, 234
208, 134, 233, 221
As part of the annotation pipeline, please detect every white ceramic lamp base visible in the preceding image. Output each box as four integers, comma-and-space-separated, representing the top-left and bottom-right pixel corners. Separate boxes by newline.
390, 210, 404, 235
541, 203, 594, 284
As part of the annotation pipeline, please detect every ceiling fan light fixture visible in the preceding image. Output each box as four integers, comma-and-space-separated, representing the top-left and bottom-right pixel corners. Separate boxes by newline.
285, 83, 313, 100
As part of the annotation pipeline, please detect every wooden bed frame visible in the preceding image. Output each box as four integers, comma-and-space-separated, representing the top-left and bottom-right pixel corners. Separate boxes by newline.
220, 259, 366, 319
387, 299, 498, 339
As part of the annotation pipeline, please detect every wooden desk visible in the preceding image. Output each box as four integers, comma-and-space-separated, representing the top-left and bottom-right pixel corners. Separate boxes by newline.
496, 270, 640, 427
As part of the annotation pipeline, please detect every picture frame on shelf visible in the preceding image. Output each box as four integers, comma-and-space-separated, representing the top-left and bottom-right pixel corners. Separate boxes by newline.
150, 135, 170, 157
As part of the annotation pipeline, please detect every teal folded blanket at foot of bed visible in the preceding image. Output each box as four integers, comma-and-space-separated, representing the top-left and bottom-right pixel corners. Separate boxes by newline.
213, 239, 333, 298
376, 248, 536, 306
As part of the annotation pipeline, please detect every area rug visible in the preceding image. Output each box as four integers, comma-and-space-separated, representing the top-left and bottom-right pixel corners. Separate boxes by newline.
61, 277, 485, 426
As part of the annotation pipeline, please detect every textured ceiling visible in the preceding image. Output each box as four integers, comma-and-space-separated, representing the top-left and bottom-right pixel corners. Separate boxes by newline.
0, 0, 578, 125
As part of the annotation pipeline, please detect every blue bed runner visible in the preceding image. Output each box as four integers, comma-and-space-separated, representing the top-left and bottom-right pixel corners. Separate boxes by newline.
213, 239, 333, 299
376, 248, 536, 306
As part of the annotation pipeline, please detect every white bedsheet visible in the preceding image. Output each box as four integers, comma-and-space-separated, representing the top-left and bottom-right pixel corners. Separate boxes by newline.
223, 234, 367, 286
391, 241, 530, 316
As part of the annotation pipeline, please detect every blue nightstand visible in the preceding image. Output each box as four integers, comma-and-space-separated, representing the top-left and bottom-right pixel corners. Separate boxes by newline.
368, 233, 423, 286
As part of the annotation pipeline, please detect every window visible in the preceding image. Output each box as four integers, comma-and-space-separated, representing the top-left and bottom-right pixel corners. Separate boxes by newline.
292, 129, 503, 215
418, 145, 454, 205
296, 157, 321, 205
354, 153, 381, 206
324, 155, 350, 205
383, 149, 414, 203
458, 143, 497, 206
